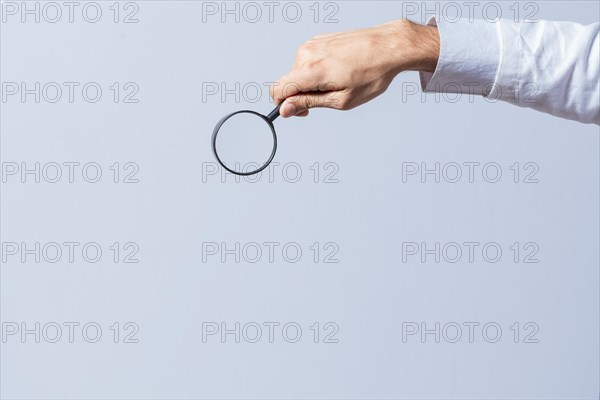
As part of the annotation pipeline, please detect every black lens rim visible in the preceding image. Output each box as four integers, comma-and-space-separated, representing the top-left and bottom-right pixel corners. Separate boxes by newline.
211, 110, 278, 177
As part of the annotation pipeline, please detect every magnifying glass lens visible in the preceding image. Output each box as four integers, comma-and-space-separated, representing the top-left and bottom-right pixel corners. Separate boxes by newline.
214, 112, 275, 174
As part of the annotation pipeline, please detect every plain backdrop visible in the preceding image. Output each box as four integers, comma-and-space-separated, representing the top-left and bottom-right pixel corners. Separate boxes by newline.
1, 1, 599, 399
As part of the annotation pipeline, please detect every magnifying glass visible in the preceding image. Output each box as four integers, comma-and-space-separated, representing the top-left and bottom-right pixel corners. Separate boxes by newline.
211, 103, 282, 176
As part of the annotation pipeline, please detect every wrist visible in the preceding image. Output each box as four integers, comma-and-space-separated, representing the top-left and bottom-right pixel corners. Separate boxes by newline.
388, 20, 440, 74
413, 23, 440, 72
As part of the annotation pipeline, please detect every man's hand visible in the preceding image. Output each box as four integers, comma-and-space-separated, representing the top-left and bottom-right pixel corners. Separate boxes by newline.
270, 19, 440, 118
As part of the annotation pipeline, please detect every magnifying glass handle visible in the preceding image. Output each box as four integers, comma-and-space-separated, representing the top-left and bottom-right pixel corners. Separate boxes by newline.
267, 103, 282, 122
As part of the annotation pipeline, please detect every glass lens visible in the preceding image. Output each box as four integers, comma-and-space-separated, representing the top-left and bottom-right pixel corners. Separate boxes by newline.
214, 112, 275, 174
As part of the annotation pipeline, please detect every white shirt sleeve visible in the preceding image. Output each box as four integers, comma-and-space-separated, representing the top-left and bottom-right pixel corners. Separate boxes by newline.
419, 17, 600, 125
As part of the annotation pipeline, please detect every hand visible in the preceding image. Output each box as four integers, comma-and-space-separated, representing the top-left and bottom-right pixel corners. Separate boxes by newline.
270, 19, 440, 118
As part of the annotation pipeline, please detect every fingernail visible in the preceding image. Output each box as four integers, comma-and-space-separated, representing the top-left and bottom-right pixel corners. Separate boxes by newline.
281, 101, 296, 118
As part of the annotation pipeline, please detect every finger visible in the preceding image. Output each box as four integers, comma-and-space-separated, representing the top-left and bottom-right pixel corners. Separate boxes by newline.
294, 110, 310, 117
311, 32, 341, 40
280, 92, 339, 117
271, 75, 308, 105
270, 70, 320, 105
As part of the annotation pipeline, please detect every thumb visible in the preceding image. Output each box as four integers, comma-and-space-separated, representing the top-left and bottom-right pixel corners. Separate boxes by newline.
280, 92, 334, 118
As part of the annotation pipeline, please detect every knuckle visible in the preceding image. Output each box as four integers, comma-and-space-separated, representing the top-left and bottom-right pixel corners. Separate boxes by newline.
337, 95, 352, 110
281, 81, 300, 97
303, 61, 317, 71
301, 95, 314, 109
270, 79, 286, 100
320, 81, 338, 92
302, 61, 322, 77
297, 43, 311, 56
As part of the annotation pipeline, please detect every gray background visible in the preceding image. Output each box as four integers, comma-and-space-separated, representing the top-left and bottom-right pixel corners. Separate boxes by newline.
1, 1, 599, 399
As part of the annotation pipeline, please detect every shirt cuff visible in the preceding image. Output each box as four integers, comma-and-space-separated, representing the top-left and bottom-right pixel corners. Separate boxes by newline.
419, 17, 501, 97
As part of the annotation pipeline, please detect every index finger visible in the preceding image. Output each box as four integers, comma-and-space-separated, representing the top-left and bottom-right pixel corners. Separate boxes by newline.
270, 70, 320, 105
